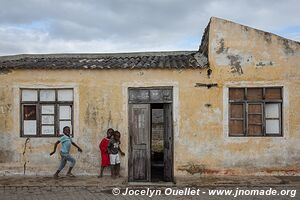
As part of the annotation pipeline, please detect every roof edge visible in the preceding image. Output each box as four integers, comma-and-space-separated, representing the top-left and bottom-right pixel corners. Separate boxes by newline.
198, 19, 211, 56
210, 16, 300, 45
0, 51, 198, 60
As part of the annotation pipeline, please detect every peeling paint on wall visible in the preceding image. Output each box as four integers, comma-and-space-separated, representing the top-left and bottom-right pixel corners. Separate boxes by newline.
281, 39, 295, 56
216, 38, 228, 54
0, 104, 12, 114
263, 32, 272, 44
227, 55, 243, 74
256, 61, 274, 67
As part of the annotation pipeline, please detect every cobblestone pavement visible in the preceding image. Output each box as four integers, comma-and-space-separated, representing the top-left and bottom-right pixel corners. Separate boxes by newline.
0, 176, 299, 199
0, 186, 298, 200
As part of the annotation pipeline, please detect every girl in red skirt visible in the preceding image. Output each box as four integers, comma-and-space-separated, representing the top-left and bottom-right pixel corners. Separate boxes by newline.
98, 128, 114, 177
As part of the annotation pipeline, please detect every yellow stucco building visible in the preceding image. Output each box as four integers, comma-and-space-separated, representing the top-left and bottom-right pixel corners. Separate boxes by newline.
0, 17, 299, 182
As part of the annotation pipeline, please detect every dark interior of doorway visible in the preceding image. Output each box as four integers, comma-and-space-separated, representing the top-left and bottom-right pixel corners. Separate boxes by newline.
151, 103, 164, 182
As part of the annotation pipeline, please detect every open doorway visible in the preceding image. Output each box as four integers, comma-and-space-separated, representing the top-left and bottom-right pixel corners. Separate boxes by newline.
151, 104, 164, 182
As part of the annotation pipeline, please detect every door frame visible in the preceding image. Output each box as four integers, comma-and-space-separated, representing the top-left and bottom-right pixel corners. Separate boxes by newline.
163, 103, 174, 182
127, 86, 174, 182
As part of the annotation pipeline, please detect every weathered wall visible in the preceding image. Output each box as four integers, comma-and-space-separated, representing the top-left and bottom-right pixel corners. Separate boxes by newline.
0, 17, 300, 177
0, 68, 210, 176
198, 17, 300, 175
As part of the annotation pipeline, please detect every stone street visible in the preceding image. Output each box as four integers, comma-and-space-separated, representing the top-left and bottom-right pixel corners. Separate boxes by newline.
0, 176, 299, 199
0, 185, 299, 200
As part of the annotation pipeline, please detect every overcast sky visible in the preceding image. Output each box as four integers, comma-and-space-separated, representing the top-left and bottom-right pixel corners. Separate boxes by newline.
0, 0, 299, 55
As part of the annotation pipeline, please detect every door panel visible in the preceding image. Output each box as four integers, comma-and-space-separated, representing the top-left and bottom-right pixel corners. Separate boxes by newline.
163, 103, 173, 182
132, 148, 147, 180
128, 104, 151, 181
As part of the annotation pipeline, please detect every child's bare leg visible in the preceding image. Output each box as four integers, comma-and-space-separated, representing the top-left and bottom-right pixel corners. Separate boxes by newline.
116, 164, 120, 177
67, 167, 73, 174
111, 165, 115, 178
54, 170, 61, 178
113, 165, 118, 179
98, 166, 105, 178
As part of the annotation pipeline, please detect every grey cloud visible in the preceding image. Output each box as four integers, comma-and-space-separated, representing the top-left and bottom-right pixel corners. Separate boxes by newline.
0, 0, 299, 55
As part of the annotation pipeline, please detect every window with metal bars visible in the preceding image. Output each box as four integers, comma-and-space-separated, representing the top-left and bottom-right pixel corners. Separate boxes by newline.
20, 88, 73, 137
229, 87, 282, 137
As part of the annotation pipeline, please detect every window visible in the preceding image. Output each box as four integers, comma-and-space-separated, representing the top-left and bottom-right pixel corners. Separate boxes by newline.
229, 87, 282, 137
21, 89, 73, 137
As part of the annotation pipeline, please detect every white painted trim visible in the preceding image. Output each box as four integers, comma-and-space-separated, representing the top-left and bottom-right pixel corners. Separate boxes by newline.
12, 83, 80, 138
223, 81, 289, 142
121, 81, 179, 175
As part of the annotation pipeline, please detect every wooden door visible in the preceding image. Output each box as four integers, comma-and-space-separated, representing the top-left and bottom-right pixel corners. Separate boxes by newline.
128, 104, 151, 181
163, 103, 173, 181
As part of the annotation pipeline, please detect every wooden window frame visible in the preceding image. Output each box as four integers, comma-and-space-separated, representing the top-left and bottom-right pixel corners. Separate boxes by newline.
229, 87, 283, 137
229, 103, 246, 136
20, 88, 74, 138
265, 102, 282, 136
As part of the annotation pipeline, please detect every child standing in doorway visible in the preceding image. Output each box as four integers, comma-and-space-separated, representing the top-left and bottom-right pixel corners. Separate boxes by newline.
107, 131, 125, 178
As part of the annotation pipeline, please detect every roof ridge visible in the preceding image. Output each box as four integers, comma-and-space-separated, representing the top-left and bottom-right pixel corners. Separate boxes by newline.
0, 51, 197, 60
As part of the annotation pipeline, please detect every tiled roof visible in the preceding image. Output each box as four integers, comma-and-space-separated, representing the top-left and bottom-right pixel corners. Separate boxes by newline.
0, 51, 207, 70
